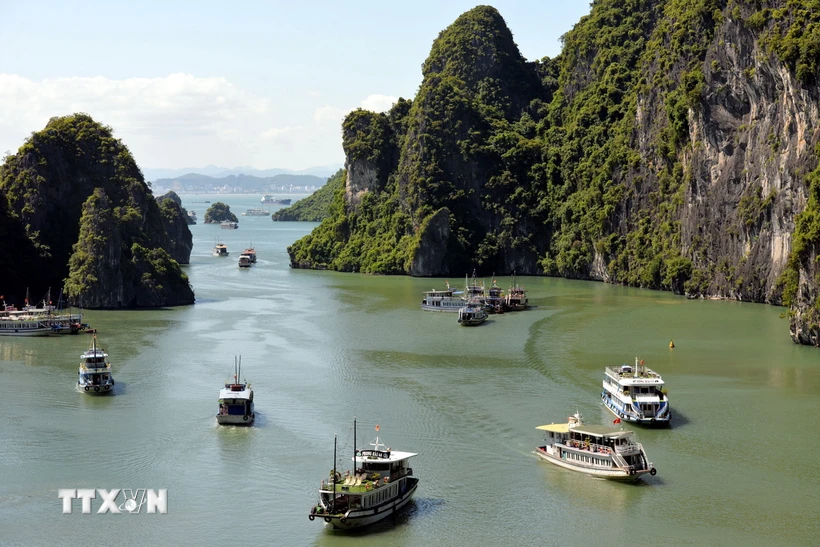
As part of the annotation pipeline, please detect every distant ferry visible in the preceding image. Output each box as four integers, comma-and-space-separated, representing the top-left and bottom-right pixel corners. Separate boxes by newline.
261, 194, 291, 205
220, 220, 239, 229
602, 358, 670, 426
241, 208, 270, 216
213, 243, 229, 257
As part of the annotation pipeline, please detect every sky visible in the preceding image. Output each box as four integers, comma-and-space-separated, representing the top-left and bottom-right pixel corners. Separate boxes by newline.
0, 1, 591, 171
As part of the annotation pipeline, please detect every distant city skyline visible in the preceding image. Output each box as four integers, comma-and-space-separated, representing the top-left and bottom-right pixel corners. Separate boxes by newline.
0, 1, 591, 171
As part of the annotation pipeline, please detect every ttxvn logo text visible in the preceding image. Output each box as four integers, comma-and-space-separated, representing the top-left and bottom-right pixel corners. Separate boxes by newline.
58, 489, 168, 514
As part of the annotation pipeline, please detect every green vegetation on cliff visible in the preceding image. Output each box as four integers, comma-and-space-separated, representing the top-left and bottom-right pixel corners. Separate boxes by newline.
273, 169, 345, 221
204, 202, 237, 223
0, 113, 193, 308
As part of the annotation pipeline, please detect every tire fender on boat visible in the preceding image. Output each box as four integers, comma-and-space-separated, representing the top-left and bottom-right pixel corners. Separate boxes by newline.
650, 467, 657, 476
84, 386, 89, 392
340, 517, 347, 524
243, 415, 249, 421
308, 514, 315, 521
94, 386, 100, 392
324, 516, 332, 523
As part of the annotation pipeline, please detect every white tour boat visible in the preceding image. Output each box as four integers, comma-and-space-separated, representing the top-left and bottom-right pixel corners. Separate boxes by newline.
241, 208, 270, 216
220, 220, 239, 229
238, 254, 252, 268
212, 243, 229, 257
602, 357, 671, 426
77, 336, 114, 394
420, 285, 464, 312
457, 302, 488, 326
535, 413, 656, 482
309, 422, 419, 529
216, 357, 254, 425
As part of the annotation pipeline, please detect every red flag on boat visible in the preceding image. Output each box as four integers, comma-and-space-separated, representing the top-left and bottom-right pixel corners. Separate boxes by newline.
375, 424, 380, 432
639, 359, 644, 365
613, 418, 621, 424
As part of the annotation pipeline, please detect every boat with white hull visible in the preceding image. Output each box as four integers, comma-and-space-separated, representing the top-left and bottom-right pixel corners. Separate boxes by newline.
0, 316, 52, 336
535, 413, 656, 482
216, 357, 254, 425
457, 302, 488, 326
77, 336, 114, 394
310, 422, 419, 529
420, 287, 464, 312
602, 357, 670, 426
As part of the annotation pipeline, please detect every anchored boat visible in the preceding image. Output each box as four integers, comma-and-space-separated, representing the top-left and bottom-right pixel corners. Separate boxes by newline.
309, 422, 419, 529
457, 302, 488, 326
602, 357, 671, 426
216, 357, 254, 425
77, 336, 114, 394
535, 413, 656, 482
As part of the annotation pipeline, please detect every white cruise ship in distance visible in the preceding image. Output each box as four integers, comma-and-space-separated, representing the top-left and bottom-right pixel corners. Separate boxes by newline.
602, 357, 670, 426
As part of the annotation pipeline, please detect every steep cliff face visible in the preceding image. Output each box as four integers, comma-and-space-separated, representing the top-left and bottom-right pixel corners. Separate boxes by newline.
0, 113, 194, 308
156, 191, 193, 264
288, 1, 820, 346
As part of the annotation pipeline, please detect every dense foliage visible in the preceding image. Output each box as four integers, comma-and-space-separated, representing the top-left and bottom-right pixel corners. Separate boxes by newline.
272, 169, 345, 221
204, 202, 237, 223
0, 113, 193, 307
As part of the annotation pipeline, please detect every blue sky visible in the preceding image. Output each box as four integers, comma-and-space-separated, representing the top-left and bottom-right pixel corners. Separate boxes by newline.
0, 1, 591, 170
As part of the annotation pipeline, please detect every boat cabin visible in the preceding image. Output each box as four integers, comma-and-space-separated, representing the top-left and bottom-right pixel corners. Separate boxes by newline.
218, 383, 253, 416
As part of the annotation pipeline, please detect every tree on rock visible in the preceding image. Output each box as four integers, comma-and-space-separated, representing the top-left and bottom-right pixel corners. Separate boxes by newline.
204, 202, 237, 223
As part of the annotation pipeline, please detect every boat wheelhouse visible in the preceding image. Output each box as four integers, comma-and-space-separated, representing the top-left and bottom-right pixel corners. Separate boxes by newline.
457, 302, 488, 326
485, 277, 505, 313
310, 423, 419, 529
602, 357, 670, 426
420, 288, 464, 312
243, 246, 257, 263
535, 413, 656, 482
213, 243, 229, 257
217, 358, 254, 425
77, 336, 114, 394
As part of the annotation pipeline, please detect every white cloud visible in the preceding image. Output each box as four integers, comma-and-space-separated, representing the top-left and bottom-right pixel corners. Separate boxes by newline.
0, 74, 397, 170
0, 73, 345, 170
308, 90, 322, 97
359, 94, 398, 113
313, 104, 348, 125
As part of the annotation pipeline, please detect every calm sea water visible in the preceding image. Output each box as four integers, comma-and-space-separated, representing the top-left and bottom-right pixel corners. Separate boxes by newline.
1, 194, 819, 546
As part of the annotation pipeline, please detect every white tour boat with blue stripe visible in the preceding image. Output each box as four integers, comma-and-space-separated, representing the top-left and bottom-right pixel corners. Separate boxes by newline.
602, 357, 670, 426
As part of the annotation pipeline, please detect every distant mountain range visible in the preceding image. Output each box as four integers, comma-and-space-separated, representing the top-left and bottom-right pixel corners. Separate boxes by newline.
141, 164, 342, 182
151, 173, 328, 194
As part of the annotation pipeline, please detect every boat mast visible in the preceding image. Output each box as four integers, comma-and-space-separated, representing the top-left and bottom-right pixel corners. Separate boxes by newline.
353, 417, 357, 474
332, 435, 337, 514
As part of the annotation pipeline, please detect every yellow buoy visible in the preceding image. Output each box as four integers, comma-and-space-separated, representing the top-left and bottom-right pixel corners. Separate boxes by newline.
669, 339, 675, 349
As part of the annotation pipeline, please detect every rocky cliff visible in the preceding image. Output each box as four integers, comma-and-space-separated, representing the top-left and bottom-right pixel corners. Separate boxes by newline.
287, 2, 820, 346
156, 191, 194, 263
0, 113, 194, 308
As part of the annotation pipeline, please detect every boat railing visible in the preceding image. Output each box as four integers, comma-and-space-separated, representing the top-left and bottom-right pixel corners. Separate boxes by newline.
614, 443, 641, 455
563, 439, 614, 455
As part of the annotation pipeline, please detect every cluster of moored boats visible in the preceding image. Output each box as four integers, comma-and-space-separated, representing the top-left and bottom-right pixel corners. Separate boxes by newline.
421, 272, 529, 326
0, 291, 91, 337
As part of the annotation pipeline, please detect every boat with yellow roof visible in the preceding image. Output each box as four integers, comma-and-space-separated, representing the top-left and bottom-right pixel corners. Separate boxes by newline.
535, 413, 656, 482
